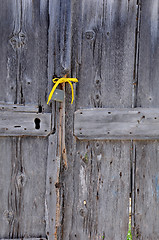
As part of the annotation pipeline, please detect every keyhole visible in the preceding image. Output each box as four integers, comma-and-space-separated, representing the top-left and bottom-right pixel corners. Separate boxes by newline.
34, 118, 41, 129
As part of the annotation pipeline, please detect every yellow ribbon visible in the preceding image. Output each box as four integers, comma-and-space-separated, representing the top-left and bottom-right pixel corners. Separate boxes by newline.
47, 77, 78, 105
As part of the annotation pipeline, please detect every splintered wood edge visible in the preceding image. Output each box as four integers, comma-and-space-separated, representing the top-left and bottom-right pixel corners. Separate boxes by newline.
74, 108, 159, 140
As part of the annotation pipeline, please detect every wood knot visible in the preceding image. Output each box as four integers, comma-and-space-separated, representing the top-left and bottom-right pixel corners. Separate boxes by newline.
85, 30, 95, 40
3, 210, 14, 222
9, 31, 26, 51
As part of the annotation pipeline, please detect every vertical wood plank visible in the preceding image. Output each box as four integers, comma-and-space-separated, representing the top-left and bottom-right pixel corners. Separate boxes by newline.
0, 0, 49, 108
20, 137, 48, 238
0, 137, 48, 239
0, 0, 17, 103
0, 1, 58, 239
133, 141, 159, 239
47, 1, 72, 240
0, 138, 12, 238
133, 0, 159, 239
47, 1, 76, 239
69, 140, 131, 240
45, 134, 59, 240
62, 0, 137, 239
137, 0, 159, 108
71, 0, 137, 109
19, 0, 49, 107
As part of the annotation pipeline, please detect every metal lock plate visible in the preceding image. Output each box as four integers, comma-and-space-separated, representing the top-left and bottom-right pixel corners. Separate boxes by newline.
52, 89, 64, 102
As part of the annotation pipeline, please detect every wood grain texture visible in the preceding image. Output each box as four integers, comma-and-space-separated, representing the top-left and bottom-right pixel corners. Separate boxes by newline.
62, 0, 137, 239
137, 0, 159, 108
0, 1, 57, 239
133, 141, 159, 240
0, 0, 49, 109
3, 0, 159, 239
0, 103, 39, 113
74, 108, 159, 140
69, 140, 131, 240
71, 0, 137, 109
132, 0, 159, 238
47, 0, 76, 239
0, 137, 48, 239
0, 0, 18, 103
19, 0, 49, 107
45, 134, 59, 240
0, 111, 51, 136
1, 239, 46, 240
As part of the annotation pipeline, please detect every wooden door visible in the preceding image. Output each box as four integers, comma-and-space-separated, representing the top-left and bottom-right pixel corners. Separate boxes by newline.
63, 0, 159, 240
63, 1, 136, 239
0, 1, 57, 239
1, 1, 159, 240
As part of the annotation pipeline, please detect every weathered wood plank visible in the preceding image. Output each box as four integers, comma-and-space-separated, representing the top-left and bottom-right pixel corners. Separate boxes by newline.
0, 138, 13, 238
0, 111, 51, 136
132, 1, 159, 238
0, 0, 17, 103
1, 239, 46, 240
0, 103, 39, 112
137, 0, 159, 108
133, 141, 159, 240
71, 0, 137, 109
68, 140, 131, 240
46, 0, 75, 239
0, 0, 49, 109
74, 108, 159, 140
45, 134, 59, 240
19, 0, 49, 107
0, 137, 48, 238
0, 1, 57, 240
63, 0, 137, 239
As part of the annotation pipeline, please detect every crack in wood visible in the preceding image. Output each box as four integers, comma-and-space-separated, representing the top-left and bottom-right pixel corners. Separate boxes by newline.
132, 0, 141, 108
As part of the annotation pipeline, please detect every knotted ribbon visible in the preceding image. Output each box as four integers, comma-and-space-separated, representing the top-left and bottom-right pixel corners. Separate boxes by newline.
47, 77, 78, 105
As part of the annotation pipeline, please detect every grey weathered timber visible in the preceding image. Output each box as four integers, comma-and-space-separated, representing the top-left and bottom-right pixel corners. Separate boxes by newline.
0, 0, 17, 103
0, 0, 49, 108
0, 103, 39, 112
133, 141, 159, 239
0, 111, 51, 136
68, 140, 131, 240
131, 0, 159, 239
1, 239, 46, 240
0, 1, 57, 239
18, 0, 49, 108
72, 0, 137, 109
47, 0, 75, 239
45, 134, 59, 240
74, 108, 159, 140
1, 0, 159, 239
137, 0, 159, 108
62, 0, 137, 239
0, 137, 48, 239
45, 0, 74, 238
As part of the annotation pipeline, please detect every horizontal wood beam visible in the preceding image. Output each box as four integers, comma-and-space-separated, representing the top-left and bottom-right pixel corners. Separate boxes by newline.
74, 108, 159, 140
0, 238, 47, 240
0, 102, 39, 112
0, 111, 51, 137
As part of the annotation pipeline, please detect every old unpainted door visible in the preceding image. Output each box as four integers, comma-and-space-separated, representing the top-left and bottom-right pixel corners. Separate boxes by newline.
0, 1, 58, 239
62, 0, 136, 239
62, 0, 159, 240
1, 0, 159, 240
